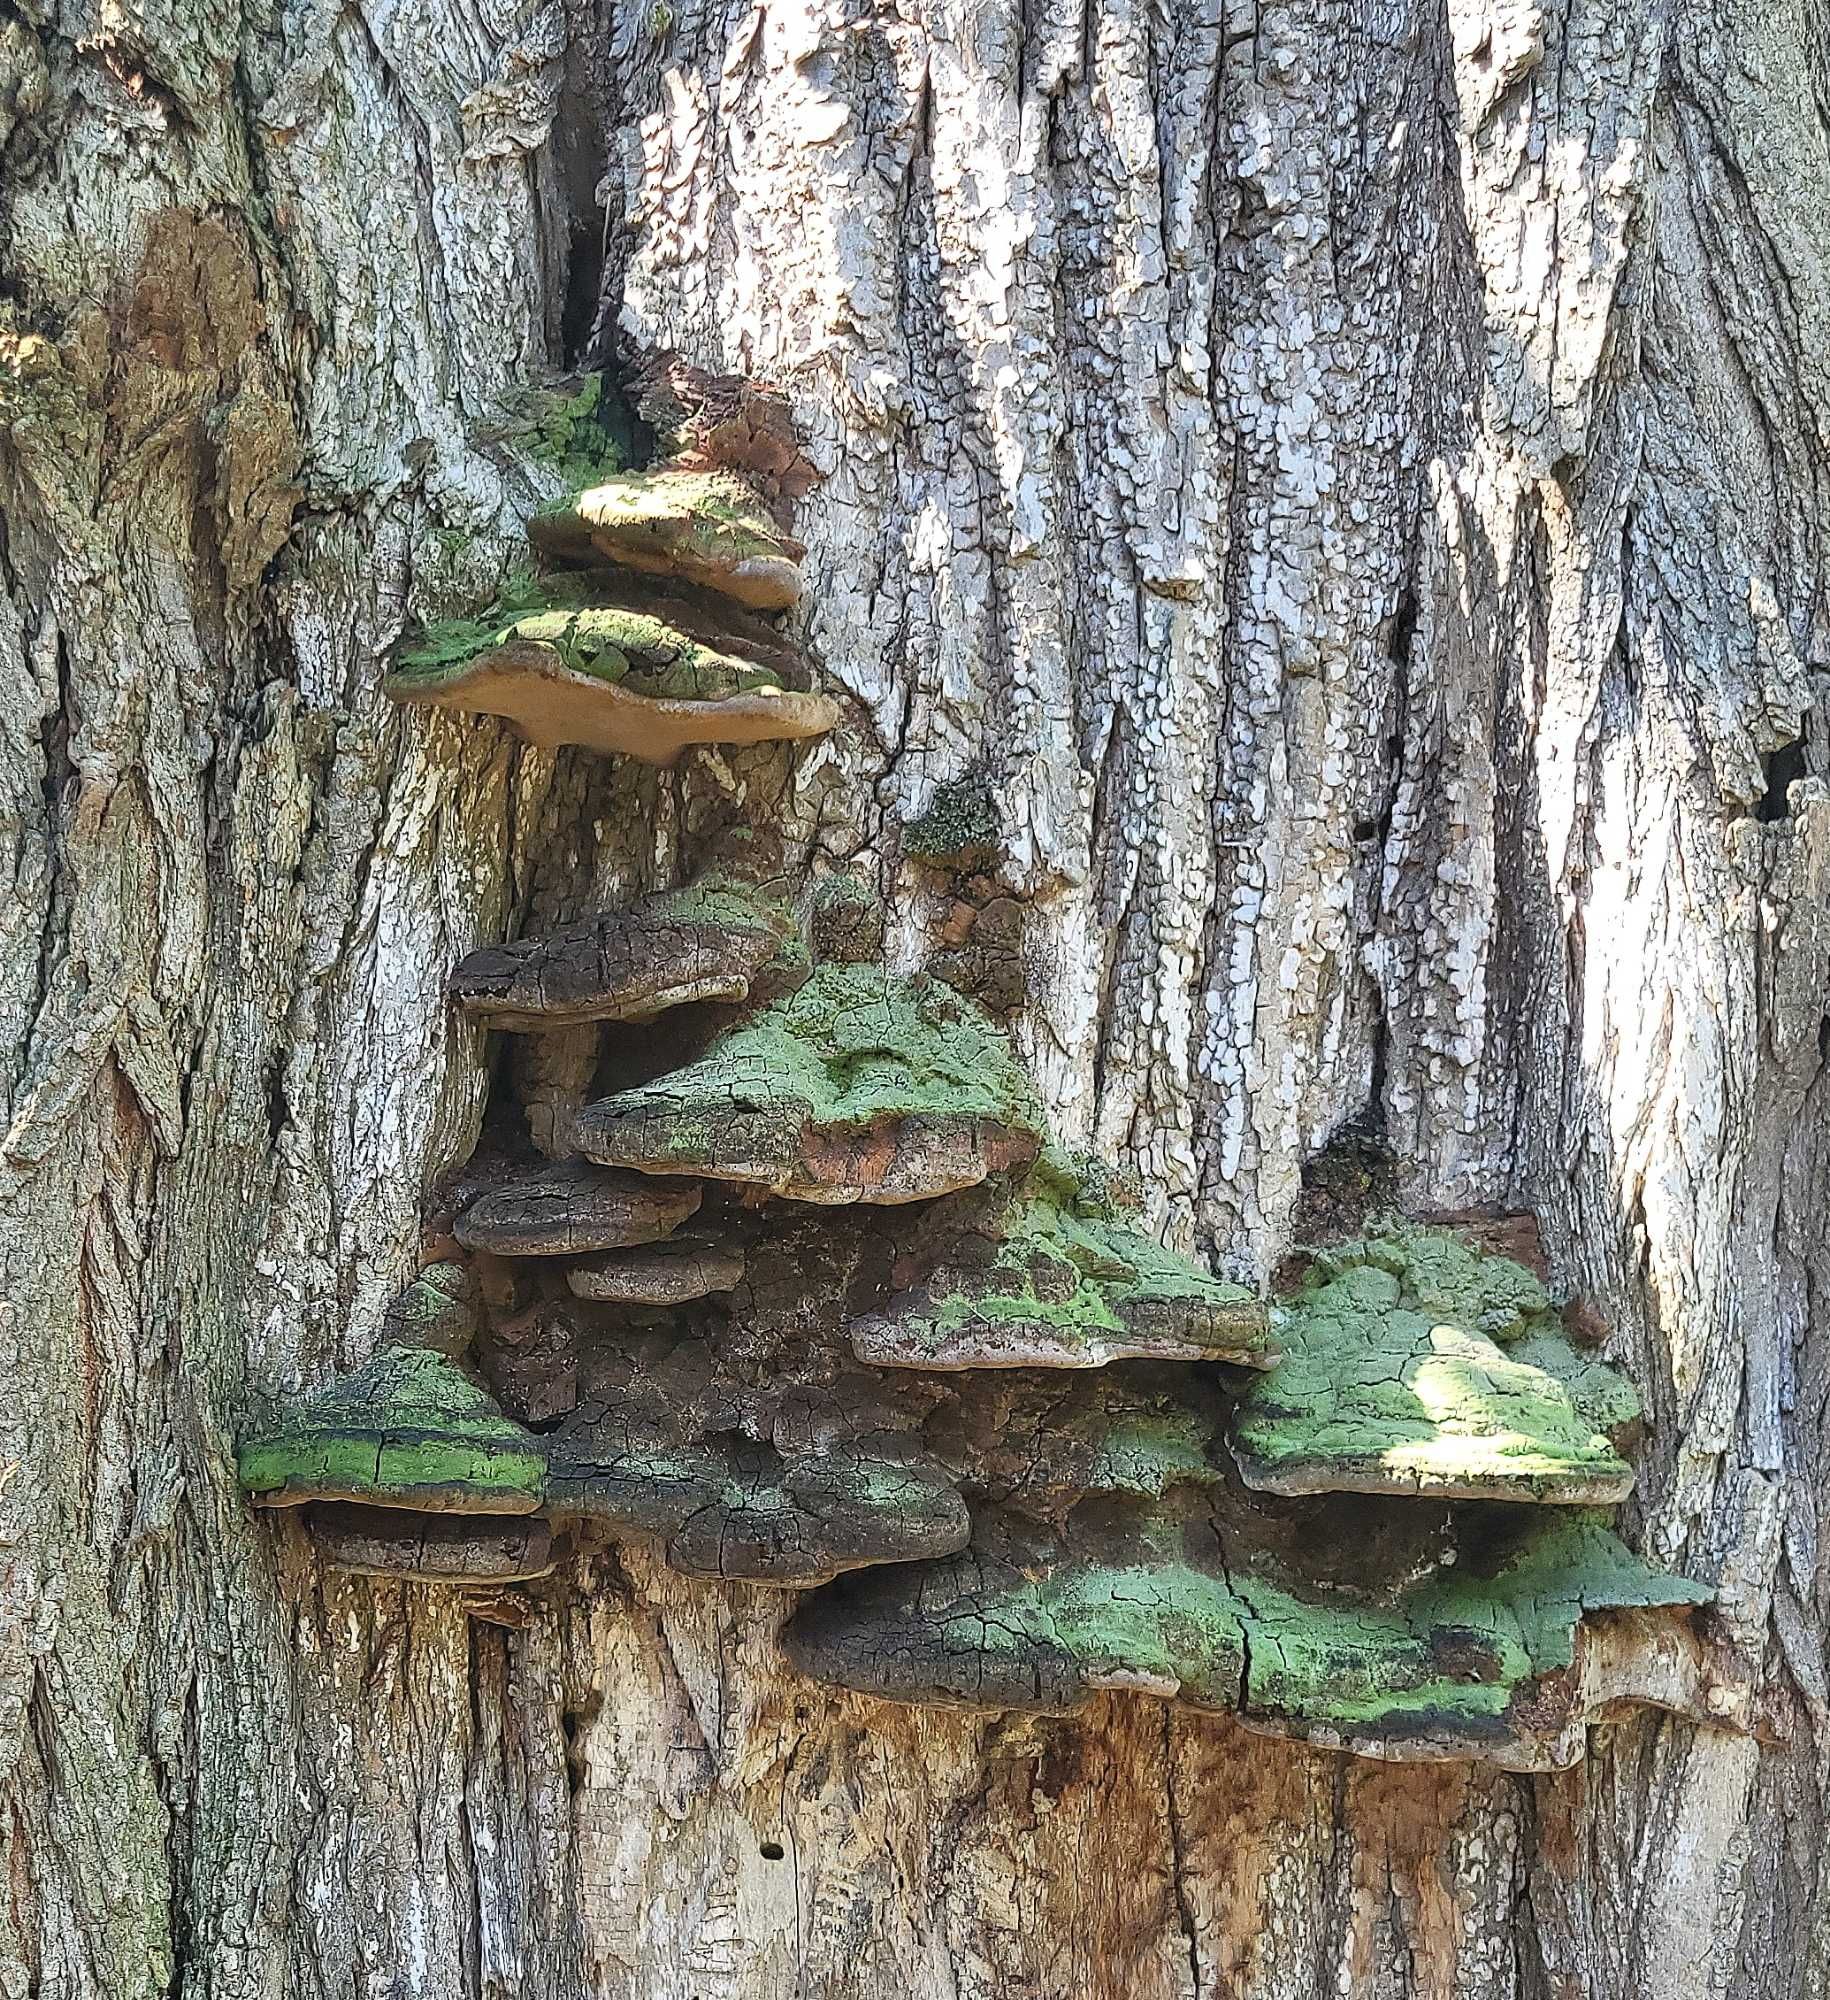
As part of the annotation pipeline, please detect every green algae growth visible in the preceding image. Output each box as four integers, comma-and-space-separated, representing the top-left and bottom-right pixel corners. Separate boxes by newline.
1233, 1221, 1639, 1503
238, 1345, 546, 1514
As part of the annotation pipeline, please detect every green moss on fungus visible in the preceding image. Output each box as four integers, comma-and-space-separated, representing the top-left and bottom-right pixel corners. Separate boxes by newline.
1232, 1221, 1639, 1503
783, 1502, 1709, 1768
385, 572, 838, 765
448, 871, 808, 1030
238, 1346, 546, 1514
851, 1149, 1274, 1370
390, 570, 787, 701
573, 963, 1048, 1203
529, 469, 803, 611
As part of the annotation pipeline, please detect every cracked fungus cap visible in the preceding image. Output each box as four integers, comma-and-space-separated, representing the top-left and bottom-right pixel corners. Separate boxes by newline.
570, 963, 1049, 1204
385, 583, 837, 765
528, 470, 805, 611
303, 1503, 558, 1582
1232, 1223, 1640, 1505
849, 1147, 1275, 1371
541, 1332, 971, 1585
565, 1236, 747, 1305
448, 874, 807, 1032
451, 1160, 703, 1257
238, 1345, 547, 1514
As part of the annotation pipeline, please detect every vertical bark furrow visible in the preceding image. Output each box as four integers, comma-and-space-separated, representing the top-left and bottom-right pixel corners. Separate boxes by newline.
1, 0, 1821, 1992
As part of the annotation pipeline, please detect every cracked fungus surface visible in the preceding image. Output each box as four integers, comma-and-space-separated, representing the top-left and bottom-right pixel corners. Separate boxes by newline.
305, 1503, 558, 1583
449, 873, 806, 1030
1233, 1222, 1639, 1502
851, 1147, 1273, 1369
541, 1331, 969, 1584
783, 1504, 1709, 1763
238, 1346, 546, 1513
574, 964, 1049, 1202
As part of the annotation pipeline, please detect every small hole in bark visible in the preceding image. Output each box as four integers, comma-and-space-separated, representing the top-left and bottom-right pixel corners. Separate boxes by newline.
1757, 738, 1807, 823
1351, 818, 1379, 842
1386, 589, 1417, 666
265, 1056, 289, 1144
759, 1840, 785, 1861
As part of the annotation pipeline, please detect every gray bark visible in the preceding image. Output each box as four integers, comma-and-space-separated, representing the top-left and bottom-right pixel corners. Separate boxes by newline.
0, 0, 1822, 1992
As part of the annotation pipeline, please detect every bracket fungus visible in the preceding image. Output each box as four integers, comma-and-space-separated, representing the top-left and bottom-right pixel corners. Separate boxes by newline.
304, 1503, 558, 1583
257, 483, 1714, 1775
451, 1159, 702, 1256
542, 1330, 970, 1585
573, 965, 1048, 1204
851, 1149, 1274, 1370
379, 1260, 481, 1356
238, 1346, 546, 1514
449, 874, 806, 1031
783, 1492, 1709, 1770
1233, 1224, 1639, 1504
385, 574, 837, 765
529, 470, 805, 611
566, 1236, 746, 1304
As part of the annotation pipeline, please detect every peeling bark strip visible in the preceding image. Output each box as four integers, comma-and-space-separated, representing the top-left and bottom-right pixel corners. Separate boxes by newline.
0, 0, 1818, 1991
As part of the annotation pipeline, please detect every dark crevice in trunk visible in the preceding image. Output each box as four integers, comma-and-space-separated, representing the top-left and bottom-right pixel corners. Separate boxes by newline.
1756, 735, 1807, 823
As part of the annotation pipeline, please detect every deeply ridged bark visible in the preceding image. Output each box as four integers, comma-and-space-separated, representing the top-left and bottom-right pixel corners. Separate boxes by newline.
0, 0, 1821, 1994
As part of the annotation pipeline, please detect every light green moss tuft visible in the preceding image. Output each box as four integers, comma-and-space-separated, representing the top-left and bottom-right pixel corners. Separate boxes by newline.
903, 773, 1001, 867
519, 377, 625, 486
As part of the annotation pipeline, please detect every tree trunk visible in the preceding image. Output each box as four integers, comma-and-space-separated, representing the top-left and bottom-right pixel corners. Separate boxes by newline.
0, 0, 1820, 1992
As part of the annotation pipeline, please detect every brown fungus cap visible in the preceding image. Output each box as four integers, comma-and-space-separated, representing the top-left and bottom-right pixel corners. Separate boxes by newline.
452, 1160, 702, 1257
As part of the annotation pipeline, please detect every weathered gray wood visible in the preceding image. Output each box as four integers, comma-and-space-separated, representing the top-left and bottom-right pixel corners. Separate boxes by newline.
0, 0, 1816, 1992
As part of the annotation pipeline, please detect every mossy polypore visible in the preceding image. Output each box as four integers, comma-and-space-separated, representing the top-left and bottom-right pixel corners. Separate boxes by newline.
851, 1149, 1274, 1370
238, 1346, 546, 1514
573, 964, 1049, 1204
783, 1503, 1709, 1768
1233, 1222, 1639, 1503
386, 571, 836, 765
529, 470, 803, 611
449, 872, 808, 1031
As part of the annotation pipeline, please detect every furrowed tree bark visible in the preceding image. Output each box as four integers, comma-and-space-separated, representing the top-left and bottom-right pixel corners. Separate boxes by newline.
0, 0, 1822, 1993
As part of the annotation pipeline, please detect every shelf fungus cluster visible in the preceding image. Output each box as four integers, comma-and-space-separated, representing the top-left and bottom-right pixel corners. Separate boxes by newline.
242, 391, 1712, 1769
239, 857, 1713, 1766
386, 461, 837, 762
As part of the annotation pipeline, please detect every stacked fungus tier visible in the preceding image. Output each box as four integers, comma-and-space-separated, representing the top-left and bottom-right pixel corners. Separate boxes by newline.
239, 425, 1709, 1771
